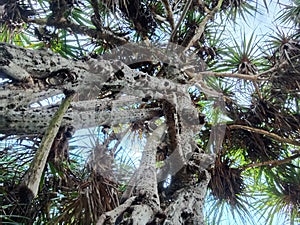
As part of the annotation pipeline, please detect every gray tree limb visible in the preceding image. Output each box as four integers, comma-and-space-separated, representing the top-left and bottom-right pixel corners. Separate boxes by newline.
20, 92, 74, 201
97, 125, 166, 224
164, 171, 211, 225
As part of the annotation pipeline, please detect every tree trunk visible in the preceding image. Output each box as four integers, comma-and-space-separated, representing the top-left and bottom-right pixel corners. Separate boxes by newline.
97, 124, 166, 224
0, 42, 220, 224
164, 171, 211, 225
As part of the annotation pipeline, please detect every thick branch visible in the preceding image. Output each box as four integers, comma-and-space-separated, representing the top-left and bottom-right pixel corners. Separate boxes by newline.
28, 18, 128, 46
0, 43, 115, 100
96, 197, 137, 225
0, 103, 162, 134
0, 42, 83, 80
164, 171, 211, 225
1, 43, 209, 178
20, 92, 74, 201
229, 125, 300, 146
98, 125, 166, 224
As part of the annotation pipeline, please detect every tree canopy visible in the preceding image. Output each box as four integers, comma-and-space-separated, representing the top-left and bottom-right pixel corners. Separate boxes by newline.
0, 0, 299, 224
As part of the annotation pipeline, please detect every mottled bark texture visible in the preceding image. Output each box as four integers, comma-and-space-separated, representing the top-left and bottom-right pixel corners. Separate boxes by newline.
97, 125, 166, 224
20, 93, 74, 201
0, 42, 218, 224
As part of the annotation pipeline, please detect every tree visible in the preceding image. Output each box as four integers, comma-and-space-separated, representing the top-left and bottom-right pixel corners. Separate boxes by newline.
0, 0, 299, 224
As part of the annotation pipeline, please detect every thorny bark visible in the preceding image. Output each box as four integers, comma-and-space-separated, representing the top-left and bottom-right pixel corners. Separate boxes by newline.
97, 125, 166, 225
164, 171, 211, 225
0, 42, 218, 224
20, 92, 74, 202
0, 100, 162, 134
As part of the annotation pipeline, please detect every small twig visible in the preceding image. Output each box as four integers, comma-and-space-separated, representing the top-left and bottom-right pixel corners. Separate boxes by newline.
90, 0, 102, 29
257, 61, 289, 77
184, 0, 223, 51
153, 13, 167, 22
229, 124, 300, 147
91, 0, 101, 18
253, 81, 263, 99
189, 61, 290, 82
162, 0, 175, 30
192, 71, 259, 81
242, 153, 300, 170
169, 0, 193, 42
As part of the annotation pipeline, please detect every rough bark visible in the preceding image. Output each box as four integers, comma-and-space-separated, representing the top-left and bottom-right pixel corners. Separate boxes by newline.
0, 101, 162, 134
97, 125, 166, 224
163, 172, 210, 225
0, 42, 221, 224
0, 42, 113, 98
20, 92, 74, 202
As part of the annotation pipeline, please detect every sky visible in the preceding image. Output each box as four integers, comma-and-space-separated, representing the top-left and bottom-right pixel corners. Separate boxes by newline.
225, 0, 288, 37
205, 1, 293, 224
67, 1, 294, 224
0, 1, 294, 224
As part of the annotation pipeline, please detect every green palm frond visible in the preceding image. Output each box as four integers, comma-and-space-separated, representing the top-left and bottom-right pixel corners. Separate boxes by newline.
215, 31, 263, 74
263, 30, 300, 102
267, 30, 300, 65
277, 0, 300, 27
205, 190, 255, 225
252, 160, 300, 225
204, 74, 235, 95
204, 23, 226, 65
0, 137, 40, 224
0, 23, 31, 46
70, 7, 94, 27
205, 151, 256, 225
216, 0, 260, 23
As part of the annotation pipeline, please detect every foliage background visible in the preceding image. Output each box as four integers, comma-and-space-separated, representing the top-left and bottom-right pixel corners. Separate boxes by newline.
0, 0, 299, 224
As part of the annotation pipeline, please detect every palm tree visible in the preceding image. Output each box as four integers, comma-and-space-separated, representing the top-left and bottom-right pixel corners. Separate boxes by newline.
0, 0, 299, 224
